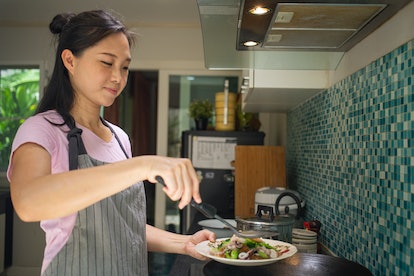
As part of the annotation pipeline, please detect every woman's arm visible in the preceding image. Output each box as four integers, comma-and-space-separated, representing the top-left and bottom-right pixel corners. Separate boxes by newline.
146, 224, 215, 260
10, 142, 201, 222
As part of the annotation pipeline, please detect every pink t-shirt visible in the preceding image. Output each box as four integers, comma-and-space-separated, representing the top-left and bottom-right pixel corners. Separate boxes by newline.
7, 110, 132, 273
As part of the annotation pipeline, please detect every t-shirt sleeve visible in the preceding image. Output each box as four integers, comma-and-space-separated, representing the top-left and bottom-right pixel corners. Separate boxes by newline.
7, 115, 63, 181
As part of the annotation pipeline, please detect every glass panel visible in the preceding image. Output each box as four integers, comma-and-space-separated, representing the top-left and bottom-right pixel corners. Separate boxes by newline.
0, 68, 40, 173
0, 66, 40, 190
165, 75, 238, 232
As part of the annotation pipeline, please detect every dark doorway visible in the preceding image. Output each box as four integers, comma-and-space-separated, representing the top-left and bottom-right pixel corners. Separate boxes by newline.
104, 70, 158, 226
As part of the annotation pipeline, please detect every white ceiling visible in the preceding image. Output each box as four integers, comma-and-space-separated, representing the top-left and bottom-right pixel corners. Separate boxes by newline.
0, 0, 200, 28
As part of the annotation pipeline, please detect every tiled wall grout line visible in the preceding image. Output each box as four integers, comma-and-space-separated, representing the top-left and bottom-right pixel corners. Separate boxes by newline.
287, 39, 413, 275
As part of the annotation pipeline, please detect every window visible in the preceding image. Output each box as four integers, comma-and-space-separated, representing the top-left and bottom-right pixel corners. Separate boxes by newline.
0, 67, 40, 172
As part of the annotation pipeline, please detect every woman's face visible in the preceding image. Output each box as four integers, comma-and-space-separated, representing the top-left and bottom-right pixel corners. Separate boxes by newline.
65, 32, 132, 109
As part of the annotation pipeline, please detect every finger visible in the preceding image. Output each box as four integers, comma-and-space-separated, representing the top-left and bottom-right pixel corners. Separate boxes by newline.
170, 165, 185, 201
179, 159, 202, 208
156, 176, 178, 202
169, 173, 182, 202
185, 159, 202, 204
178, 164, 193, 209
191, 170, 202, 203
158, 173, 181, 202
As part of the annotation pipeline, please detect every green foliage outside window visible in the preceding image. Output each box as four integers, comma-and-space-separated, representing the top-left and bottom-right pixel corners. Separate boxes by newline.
0, 68, 39, 170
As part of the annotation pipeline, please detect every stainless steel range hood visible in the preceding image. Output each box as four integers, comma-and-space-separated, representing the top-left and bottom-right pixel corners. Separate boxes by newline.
196, 0, 412, 70
196, 0, 412, 112
237, 1, 387, 51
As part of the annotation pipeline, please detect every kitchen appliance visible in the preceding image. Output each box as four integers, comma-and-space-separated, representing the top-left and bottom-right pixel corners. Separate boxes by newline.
255, 187, 305, 217
236, 215, 294, 242
236, 188, 304, 242
196, 0, 412, 70
180, 130, 265, 234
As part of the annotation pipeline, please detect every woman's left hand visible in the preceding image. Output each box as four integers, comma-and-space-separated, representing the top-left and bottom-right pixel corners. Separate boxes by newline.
183, 229, 216, 260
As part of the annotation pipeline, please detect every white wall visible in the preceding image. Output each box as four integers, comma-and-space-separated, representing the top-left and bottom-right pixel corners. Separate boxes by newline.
129, 26, 206, 70
0, 25, 207, 75
0, 27, 53, 62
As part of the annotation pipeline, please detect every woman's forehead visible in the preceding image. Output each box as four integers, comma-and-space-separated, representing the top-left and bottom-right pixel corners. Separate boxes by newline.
88, 33, 131, 59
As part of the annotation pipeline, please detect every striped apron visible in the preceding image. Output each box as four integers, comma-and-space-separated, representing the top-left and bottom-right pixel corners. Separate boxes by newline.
43, 117, 148, 275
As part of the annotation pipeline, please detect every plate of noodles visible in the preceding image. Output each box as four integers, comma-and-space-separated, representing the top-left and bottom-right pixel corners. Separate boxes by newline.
195, 235, 297, 266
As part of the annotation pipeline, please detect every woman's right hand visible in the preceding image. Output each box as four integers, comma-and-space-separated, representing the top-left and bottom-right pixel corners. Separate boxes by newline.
144, 156, 201, 209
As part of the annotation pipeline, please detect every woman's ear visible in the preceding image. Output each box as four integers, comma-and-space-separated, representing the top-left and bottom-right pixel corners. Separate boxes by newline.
61, 49, 75, 72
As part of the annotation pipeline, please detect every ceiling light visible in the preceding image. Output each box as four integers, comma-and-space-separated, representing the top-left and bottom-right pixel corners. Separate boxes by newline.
243, 41, 259, 47
249, 6, 271, 15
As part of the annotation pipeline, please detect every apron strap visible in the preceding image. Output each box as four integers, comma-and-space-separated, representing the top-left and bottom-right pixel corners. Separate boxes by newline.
66, 116, 130, 170
100, 117, 130, 159
67, 116, 87, 171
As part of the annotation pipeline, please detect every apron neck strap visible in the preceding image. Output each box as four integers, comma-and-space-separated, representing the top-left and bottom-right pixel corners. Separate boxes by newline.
66, 116, 87, 170
100, 117, 130, 159
66, 116, 130, 170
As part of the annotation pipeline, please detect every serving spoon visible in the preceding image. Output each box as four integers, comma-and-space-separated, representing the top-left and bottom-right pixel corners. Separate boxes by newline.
156, 176, 276, 239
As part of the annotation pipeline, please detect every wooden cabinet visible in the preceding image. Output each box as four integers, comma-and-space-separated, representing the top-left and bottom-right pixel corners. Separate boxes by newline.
234, 146, 286, 218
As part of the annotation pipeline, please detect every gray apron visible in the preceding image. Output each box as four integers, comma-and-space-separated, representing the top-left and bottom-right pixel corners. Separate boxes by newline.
43, 117, 148, 275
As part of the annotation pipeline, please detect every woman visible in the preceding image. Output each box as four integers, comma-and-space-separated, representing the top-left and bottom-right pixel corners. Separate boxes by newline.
7, 10, 214, 275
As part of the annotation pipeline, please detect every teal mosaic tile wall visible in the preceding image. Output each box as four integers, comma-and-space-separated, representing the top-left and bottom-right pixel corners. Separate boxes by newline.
286, 39, 413, 275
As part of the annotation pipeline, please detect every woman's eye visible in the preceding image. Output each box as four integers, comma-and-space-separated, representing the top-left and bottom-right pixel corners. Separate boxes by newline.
101, 61, 112, 66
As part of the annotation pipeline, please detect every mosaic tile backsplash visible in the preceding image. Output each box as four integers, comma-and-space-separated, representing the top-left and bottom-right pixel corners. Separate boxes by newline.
287, 39, 413, 275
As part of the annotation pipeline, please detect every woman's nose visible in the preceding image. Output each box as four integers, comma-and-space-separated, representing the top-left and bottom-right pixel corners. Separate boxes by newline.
111, 68, 122, 83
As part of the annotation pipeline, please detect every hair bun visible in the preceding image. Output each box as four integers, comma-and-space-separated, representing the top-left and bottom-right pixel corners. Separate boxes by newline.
49, 12, 76, 34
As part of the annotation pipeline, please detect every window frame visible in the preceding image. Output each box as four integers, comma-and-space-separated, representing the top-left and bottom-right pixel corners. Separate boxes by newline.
0, 61, 45, 177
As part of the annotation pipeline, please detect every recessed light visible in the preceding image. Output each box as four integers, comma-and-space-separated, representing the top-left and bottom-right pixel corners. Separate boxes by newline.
249, 6, 271, 15
243, 41, 259, 47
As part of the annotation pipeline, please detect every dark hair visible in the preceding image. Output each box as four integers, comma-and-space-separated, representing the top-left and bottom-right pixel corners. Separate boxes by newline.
36, 10, 134, 123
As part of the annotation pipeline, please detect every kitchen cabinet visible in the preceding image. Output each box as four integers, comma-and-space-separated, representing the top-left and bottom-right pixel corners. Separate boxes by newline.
241, 69, 329, 113
234, 146, 286, 218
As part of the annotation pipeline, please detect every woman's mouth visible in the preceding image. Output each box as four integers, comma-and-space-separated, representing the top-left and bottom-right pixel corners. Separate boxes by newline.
105, 87, 118, 96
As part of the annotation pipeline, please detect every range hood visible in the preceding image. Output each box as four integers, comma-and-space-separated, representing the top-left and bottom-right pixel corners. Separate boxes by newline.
197, 0, 412, 112
196, 0, 412, 70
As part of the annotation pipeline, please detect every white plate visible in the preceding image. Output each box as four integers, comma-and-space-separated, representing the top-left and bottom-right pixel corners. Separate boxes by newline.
292, 237, 317, 244
195, 238, 297, 266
